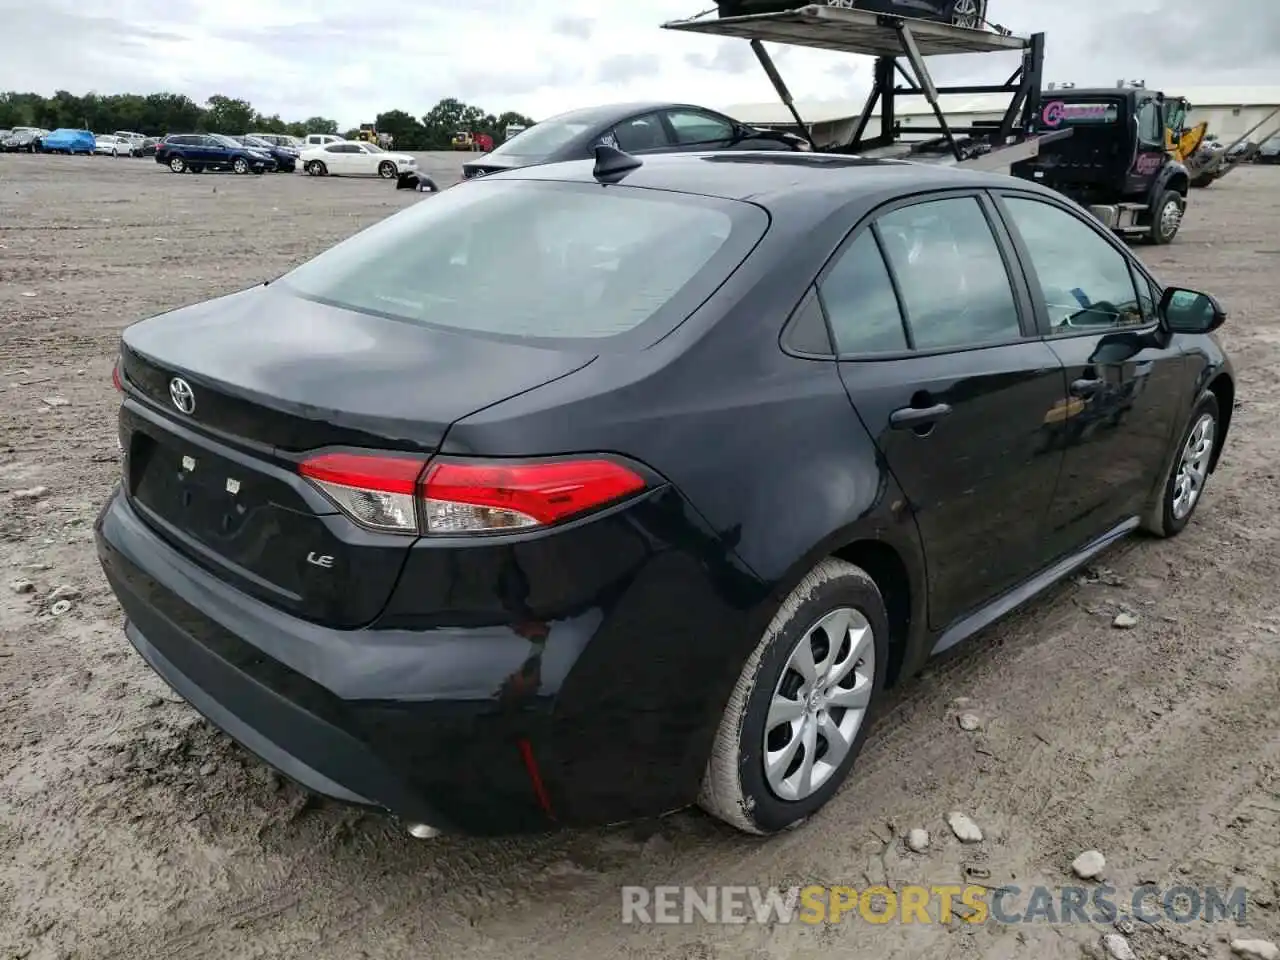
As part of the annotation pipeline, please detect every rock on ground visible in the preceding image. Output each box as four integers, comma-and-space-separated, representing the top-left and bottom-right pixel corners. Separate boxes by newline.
946, 812, 983, 843
905, 828, 930, 853
1071, 849, 1106, 880
1231, 940, 1280, 960
1102, 934, 1136, 960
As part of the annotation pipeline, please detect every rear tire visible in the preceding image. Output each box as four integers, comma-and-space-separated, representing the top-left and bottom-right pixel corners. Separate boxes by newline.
1148, 190, 1183, 244
169, 156, 186, 173
1140, 392, 1220, 538
698, 558, 888, 835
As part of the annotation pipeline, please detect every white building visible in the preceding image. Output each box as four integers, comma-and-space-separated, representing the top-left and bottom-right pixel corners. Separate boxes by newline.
724, 85, 1280, 148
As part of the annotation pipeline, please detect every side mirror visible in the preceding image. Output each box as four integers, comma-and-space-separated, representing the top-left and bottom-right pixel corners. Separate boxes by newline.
1159, 286, 1226, 334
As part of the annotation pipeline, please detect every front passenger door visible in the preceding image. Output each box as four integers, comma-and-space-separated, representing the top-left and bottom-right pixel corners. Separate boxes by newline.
994, 192, 1185, 557
827, 193, 1068, 631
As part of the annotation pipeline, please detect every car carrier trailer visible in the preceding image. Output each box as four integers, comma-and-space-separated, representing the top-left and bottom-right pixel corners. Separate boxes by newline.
661, 1, 1071, 173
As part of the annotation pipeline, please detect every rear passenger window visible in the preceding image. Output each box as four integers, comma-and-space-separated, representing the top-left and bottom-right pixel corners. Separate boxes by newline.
876, 197, 1023, 350
819, 231, 908, 354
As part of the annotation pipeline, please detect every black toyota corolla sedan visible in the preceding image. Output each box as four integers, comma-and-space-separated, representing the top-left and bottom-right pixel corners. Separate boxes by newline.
97, 149, 1234, 838
460, 101, 806, 179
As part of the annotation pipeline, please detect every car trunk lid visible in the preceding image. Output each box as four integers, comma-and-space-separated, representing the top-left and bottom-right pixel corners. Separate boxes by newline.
118, 285, 594, 626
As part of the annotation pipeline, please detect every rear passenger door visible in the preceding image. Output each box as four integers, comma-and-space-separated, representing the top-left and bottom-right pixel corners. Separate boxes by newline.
991, 191, 1186, 556
825, 192, 1069, 631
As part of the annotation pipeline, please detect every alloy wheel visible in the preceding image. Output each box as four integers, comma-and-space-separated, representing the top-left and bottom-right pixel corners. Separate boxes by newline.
764, 607, 875, 802
1160, 199, 1183, 240
951, 0, 981, 28
1171, 412, 1215, 520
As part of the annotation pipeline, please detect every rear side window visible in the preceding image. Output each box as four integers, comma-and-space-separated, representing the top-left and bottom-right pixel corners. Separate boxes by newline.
281, 180, 766, 343
819, 232, 908, 354
875, 197, 1022, 350
613, 114, 671, 152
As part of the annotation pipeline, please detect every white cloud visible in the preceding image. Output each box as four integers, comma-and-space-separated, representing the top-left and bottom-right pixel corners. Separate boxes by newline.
0, 0, 1277, 126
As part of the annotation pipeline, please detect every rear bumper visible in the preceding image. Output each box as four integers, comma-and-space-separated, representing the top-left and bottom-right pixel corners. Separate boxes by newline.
96, 485, 763, 834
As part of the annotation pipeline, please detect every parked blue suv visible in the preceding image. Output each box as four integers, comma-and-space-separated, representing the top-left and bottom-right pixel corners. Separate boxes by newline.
155, 134, 277, 174
235, 134, 299, 172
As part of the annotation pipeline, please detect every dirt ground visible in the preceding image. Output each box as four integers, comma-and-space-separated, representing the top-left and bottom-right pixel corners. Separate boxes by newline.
1, 154, 1278, 960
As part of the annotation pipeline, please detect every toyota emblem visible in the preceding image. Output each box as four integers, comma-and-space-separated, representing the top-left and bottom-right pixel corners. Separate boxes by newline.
169, 377, 196, 415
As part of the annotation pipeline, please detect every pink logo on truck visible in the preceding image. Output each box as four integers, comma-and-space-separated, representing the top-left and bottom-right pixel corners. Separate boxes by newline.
1042, 100, 1066, 127
1042, 101, 1114, 127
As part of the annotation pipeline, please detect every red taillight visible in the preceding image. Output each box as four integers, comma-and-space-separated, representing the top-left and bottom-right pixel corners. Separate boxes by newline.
297, 453, 647, 535
422, 459, 646, 533
298, 452, 426, 532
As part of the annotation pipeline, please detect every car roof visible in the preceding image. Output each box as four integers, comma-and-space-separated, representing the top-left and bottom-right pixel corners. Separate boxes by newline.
536, 102, 720, 125
486, 150, 1053, 207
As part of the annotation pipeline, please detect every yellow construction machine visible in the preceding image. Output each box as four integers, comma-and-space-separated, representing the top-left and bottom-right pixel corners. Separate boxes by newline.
1163, 97, 1208, 163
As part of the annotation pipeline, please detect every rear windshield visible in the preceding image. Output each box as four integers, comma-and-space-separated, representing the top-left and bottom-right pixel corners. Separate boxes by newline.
487, 120, 590, 160
280, 179, 765, 344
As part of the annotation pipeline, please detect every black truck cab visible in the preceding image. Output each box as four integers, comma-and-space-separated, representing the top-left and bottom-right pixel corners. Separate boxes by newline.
1011, 87, 1190, 244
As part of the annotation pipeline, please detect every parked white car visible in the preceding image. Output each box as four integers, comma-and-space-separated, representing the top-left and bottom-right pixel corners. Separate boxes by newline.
299, 141, 418, 179
93, 134, 135, 157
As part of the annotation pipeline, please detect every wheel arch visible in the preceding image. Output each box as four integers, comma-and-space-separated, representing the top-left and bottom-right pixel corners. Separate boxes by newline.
1206, 372, 1234, 471
831, 539, 916, 687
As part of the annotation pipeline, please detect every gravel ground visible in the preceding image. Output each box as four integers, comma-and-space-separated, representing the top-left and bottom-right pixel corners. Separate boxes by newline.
1, 154, 1278, 960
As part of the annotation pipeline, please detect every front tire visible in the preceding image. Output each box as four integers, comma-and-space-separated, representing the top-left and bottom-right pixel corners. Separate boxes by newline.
699, 558, 888, 835
169, 156, 186, 173
378, 160, 396, 179
1148, 189, 1184, 244
233, 157, 249, 175
307, 160, 327, 176
1141, 392, 1220, 538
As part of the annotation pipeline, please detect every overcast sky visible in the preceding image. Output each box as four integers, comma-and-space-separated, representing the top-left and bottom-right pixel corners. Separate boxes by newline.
1, 0, 1277, 126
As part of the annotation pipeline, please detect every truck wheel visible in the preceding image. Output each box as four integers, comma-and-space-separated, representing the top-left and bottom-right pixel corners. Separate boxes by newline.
169, 156, 186, 173
1149, 190, 1183, 244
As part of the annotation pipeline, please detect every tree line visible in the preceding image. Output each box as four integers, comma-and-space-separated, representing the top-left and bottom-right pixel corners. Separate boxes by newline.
0, 91, 536, 150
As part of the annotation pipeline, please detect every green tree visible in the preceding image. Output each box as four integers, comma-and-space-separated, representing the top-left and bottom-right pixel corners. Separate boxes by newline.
375, 109, 426, 150
303, 116, 339, 135
0, 88, 530, 142
203, 94, 256, 133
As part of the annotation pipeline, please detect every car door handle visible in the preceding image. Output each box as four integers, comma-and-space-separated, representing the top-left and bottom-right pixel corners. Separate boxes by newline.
1070, 377, 1104, 397
889, 403, 953, 429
